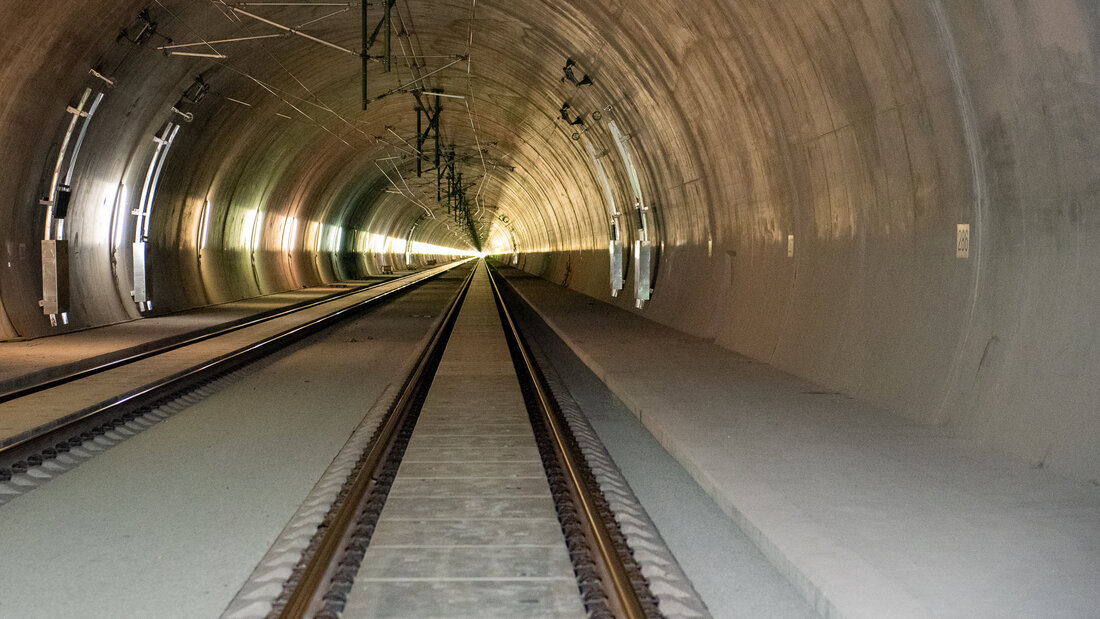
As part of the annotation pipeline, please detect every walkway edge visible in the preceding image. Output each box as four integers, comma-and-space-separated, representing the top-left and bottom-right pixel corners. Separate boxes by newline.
502, 278, 931, 619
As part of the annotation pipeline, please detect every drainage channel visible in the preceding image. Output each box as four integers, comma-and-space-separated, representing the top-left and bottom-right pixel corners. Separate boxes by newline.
254, 261, 668, 619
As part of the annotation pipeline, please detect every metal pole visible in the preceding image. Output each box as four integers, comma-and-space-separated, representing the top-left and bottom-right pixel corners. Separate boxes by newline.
435, 118, 442, 201
416, 105, 423, 177
383, 0, 391, 72
361, 0, 367, 109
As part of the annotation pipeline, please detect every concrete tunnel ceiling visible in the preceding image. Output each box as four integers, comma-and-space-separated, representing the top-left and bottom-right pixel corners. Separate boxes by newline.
2, 1, 1100, 484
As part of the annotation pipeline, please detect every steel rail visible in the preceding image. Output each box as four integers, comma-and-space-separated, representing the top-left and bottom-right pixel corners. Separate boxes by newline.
0, 274, 420, 404
485, 261, 648, 619
0, 263, 466, 462
277, 263, 476, 618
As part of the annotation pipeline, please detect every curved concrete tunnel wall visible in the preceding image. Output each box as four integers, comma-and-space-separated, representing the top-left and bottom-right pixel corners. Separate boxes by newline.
1, 1, 1099, 485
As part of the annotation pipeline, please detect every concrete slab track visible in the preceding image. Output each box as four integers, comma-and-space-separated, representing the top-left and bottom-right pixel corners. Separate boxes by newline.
343, 264, 586, 618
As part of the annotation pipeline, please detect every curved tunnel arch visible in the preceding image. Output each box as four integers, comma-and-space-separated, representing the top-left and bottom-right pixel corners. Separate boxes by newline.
2, 0, 1099, 485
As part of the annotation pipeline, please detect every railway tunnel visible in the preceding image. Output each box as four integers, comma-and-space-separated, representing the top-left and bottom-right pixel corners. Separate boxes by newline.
1, 1, 1099, 617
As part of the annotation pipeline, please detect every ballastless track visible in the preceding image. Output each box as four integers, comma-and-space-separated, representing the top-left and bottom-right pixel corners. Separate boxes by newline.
0, 259, 682, 617
271, 261, 662, 618
0, 264, 458, 500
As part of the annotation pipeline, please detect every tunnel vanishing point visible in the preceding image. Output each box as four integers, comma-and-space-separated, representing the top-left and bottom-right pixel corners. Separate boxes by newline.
1, 1, 1099, 617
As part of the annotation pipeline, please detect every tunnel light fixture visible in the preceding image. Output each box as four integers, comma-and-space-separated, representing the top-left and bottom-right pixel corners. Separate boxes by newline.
240, 209, 264, 252
327, 225, 343, 252
99, 185, 117, 242
112, 184, 129, 249
240, 210, 256, 249
405, 224, 417, 265
252, 211, 264, 253
369, 231, 386, 253
306, 221, 322, 251
198, 200, 212, 249
282, 217, 299, 251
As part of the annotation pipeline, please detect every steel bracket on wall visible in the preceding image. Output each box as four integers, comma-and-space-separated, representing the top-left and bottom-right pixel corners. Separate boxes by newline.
583, 137, 624, 297
633, 239, 652, 309
132, 241, 149, 304
38, 86, 105, 317
608, 119, 653, 306
39, 240, 69, 315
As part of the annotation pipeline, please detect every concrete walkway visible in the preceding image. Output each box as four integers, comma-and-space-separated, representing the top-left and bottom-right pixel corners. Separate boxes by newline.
0, 278, 404, 391
500, 268, 1100, 619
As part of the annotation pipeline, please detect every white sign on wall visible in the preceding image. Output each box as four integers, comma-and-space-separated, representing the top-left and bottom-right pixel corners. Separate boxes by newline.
957, 224, 970, 259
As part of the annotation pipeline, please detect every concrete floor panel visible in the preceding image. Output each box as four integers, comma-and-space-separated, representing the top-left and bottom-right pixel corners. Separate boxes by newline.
405, 433, 541, 451
344, 267, 584, 618
356, 545, 576, 579
370, 518, 566, 547
401, 445, 542, 462
343, 580, 584, 619
387, 476, 552, 498
411, 421, 534, 436
395, 461, 548, 479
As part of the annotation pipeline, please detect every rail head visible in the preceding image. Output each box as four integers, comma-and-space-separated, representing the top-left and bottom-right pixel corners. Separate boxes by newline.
0, 263, 463, 405
276, 263, 477, 618
485, 261, 650, 619
0, 261, 468, 472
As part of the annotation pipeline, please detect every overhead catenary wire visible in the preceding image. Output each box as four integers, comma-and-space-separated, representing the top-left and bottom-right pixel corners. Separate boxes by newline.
154, 0, 379, 147
157, 0, 487, 248
373, 160, 434, 218
151, 0, 362, 147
